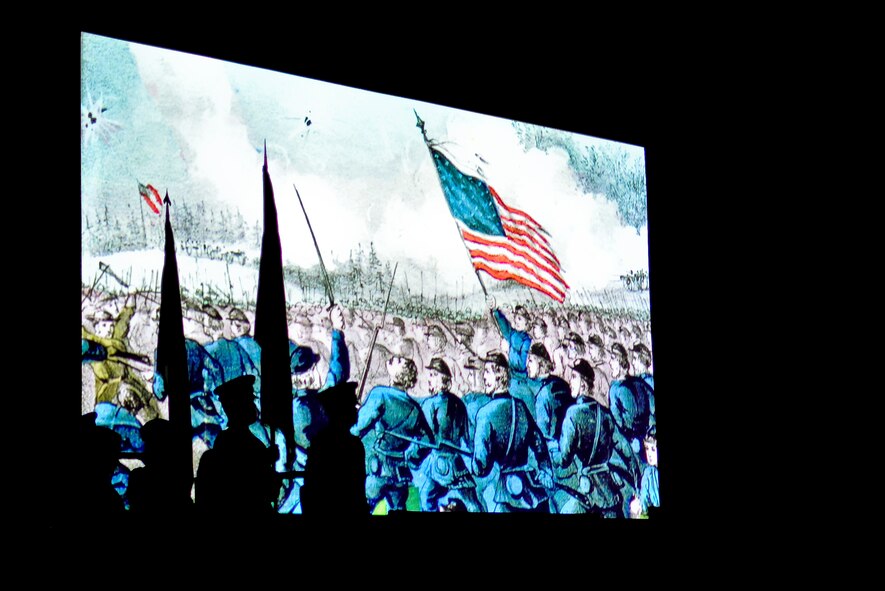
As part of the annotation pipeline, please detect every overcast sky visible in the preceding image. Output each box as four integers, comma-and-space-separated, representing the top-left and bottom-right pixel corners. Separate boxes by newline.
81, 33, 650, 301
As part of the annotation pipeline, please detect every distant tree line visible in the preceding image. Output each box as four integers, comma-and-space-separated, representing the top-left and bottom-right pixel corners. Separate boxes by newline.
83, 199, 253, 257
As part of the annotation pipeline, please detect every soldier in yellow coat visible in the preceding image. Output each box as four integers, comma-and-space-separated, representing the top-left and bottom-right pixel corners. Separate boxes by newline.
82, 292, 159, 423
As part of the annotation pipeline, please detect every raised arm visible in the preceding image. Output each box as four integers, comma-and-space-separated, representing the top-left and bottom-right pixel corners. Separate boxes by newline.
323, 306, 350, 389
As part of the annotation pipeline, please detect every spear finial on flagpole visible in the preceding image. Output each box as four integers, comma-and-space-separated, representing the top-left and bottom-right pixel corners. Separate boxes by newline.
415, 110, 429, 145
264, 140, 268, 169
164, 190, 171, 223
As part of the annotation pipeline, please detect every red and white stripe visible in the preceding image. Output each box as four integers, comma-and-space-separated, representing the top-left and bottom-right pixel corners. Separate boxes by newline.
462, 186, 569, 303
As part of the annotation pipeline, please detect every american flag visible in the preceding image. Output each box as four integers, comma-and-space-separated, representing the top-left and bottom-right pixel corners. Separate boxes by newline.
429, 146, 569, 303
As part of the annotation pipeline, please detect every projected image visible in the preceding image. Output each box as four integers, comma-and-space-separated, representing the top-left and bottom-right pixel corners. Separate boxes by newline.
80, 33, 657, 518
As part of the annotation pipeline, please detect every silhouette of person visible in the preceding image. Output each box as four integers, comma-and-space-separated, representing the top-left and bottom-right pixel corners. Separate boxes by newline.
127, 419, 193, 517
300, 381, 368, 517
74, 412, 125, 517
195, 375, 278, 518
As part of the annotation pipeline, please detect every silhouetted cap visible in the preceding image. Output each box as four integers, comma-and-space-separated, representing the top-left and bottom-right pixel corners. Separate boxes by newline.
215, 375, 257, 401
571, 359, 595, 385
140, 418, 173, 446
480, 351, 508, 369
316, 381, 358, 419
390, 317, 405, 330
79, 411, 99, 432
529, 342, 551, 364
290, 346, 319, 374
426, 358, 452, 378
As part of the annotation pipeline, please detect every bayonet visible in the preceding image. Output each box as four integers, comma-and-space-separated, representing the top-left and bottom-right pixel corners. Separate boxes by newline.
356, 262, 398, 406
98, 261, 129, 289
293, 183, 335, 308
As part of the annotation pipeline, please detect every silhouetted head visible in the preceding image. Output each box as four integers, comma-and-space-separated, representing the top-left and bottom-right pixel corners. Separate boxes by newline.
215, 375, 258, 427
79, 413, 122, 477
140, 418, 175, 465
317, 381, 359, 428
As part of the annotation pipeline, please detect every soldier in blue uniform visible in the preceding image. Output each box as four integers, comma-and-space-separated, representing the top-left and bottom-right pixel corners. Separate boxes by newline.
630, 342, 654, 390
202, 305, 261, 400
352, 356, 433, 512
608, 343, 655, 458
280, 305, 351, 513
486, 297, 536, 420
526, 342, 573, 512
471, 351, 553, 513
555, 359, 630, 517
229, 308, 262, 372
630, 428, 660, 518
418, 358, 483, 512
526, 343, 573, 444
154, 334, 226, 448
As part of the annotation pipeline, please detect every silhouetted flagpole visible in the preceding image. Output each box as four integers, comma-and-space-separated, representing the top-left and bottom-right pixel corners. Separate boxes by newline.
253, 145, 294, 470
155, 192, 193, 489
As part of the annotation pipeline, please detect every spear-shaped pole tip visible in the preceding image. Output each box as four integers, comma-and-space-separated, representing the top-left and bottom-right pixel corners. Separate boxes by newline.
264, 140, 268, 169
414, 110, 428, 144
164, 190, 171, 221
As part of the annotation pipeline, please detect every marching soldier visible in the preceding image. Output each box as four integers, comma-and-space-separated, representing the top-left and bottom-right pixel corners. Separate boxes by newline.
486, 297, 536, 420
471, 351, 553, 513
525, 342, 573, 512
557, 359, 637, 517
283, 305, 351, 513
419, 358, 483, 512
352, 356, 433, 512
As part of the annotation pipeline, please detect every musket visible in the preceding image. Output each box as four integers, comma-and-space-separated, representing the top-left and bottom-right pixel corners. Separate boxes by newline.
436, 318, 477, 357
381, 430, 472, 456
83, 265, 108, 304
293, 183, 335, 308
356, 262, 398, 406
99, 261, 130, 289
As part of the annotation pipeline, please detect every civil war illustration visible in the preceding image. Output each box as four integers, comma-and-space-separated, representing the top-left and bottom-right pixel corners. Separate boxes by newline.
80, 33, 658, 518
